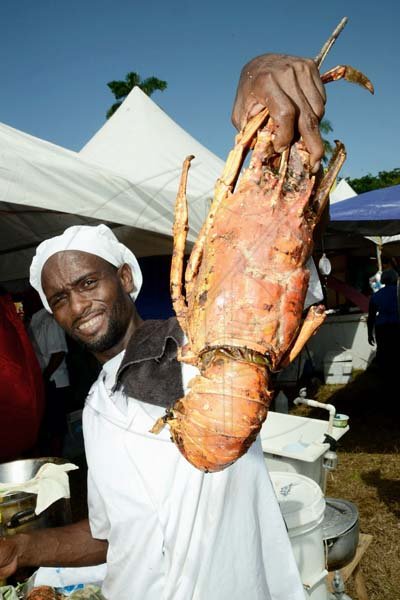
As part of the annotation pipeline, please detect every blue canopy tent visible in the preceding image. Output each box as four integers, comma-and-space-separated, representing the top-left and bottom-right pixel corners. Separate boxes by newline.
329, 184, 400, 236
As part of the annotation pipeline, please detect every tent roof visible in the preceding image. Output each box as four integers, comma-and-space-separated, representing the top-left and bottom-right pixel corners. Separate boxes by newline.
329, 184, 400, 236
329, 179, 357, 204
0, 87, 224, 282
81, 86, 224, 194
79, 87, 224, 238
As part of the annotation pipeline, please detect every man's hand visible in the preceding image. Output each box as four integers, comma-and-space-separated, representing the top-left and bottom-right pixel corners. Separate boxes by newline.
0, 520, 107, 580
231, 54, 326, 172
0, 537, 19, 579
368, 334, 375, 346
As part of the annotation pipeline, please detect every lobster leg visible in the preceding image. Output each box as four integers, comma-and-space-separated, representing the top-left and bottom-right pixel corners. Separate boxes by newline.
184, 108, 270, 295
281, 305, 326, 367
170, 155, 194, 329
311, 140, 346, 224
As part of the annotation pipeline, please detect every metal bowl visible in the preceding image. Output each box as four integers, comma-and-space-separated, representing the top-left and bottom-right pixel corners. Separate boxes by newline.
0, 457, 72, 536
322, 498, 359, 571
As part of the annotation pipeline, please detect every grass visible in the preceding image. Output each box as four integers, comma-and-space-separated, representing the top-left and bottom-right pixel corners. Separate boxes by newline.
289, 365, 400, 600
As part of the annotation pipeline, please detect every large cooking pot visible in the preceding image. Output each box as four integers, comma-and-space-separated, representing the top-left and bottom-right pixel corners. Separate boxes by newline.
0, 457, 72, 537
322, 498, 359, 571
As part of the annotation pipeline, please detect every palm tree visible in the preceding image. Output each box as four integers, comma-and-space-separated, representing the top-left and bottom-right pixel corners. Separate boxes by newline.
106, 72, 167, 119
320, 118, 334, 165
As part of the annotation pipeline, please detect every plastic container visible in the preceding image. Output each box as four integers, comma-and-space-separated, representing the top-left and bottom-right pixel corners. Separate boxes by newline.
333, 414, 349, 428
270, 472, 328, 600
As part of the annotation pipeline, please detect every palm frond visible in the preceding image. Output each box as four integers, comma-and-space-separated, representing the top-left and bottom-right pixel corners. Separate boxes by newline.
106, 101, 122, 119
320, 118, 333, 135
107, 80, 131, 100
140, 77, 168, 96
125, 72, 142, 90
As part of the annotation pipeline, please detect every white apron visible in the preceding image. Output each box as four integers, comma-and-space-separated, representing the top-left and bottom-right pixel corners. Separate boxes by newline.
83, 353, 305, 600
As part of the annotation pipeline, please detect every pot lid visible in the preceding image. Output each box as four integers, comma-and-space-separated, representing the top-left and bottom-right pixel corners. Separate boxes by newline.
270, 472, 325, 531
322, 497, 359, 539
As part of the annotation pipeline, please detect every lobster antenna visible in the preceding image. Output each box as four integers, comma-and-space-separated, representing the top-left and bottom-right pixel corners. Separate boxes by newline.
314, 16, 348, 69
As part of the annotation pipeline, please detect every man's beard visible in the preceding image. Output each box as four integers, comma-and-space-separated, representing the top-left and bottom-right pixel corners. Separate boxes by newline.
71, 291, 132, 353
77, 313, 128, 353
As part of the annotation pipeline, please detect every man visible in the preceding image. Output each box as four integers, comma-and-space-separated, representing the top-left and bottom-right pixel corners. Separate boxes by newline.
0, 54, 326, 599
367, 268, 400, 371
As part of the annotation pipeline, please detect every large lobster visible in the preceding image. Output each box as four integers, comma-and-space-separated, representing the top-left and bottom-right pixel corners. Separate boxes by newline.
152, 20, 373, 472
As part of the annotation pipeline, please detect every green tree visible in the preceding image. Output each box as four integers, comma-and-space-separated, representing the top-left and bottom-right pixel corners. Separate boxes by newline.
320, 118, 334, 165
347, 168, 400, 194
106, 72, 167, 119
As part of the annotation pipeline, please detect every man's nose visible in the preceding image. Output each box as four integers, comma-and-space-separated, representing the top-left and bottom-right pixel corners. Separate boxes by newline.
69, 290, 92, 318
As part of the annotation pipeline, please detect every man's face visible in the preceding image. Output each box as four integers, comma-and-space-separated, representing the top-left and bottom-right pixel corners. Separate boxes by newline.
41, 250, 135, 354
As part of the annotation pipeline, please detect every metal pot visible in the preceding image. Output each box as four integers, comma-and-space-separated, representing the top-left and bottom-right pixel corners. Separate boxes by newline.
322, 498, 359, 571
0, 457, 72, 537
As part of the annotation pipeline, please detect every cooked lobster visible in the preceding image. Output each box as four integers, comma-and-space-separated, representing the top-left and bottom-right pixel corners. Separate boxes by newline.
152, 21, 373, 472
26, 586, 62, 600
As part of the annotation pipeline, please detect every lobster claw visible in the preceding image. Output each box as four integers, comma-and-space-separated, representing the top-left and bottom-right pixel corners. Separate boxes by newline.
321, 65, 374, 94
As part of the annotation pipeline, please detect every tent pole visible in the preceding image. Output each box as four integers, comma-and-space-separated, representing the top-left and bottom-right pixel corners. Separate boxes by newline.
376, 239, 383, 272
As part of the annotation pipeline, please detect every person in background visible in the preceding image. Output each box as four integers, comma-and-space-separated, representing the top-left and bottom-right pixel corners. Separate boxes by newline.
367, 268, 400, 371
381, 255, 400, 275
0, 288, 44, 461
29, 307, 71, 456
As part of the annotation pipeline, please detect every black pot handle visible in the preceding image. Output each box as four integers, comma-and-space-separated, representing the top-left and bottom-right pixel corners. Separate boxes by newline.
6, 508, 37, 529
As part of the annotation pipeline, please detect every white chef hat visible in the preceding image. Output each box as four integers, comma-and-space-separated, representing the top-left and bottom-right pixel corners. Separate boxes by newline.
30, 224, 143, 313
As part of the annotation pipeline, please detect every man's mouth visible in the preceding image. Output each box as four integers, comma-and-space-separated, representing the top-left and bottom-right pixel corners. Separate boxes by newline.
76, 313, 105, 336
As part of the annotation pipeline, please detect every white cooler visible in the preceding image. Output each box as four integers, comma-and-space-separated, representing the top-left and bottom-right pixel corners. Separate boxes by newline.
270, 472, 328, 600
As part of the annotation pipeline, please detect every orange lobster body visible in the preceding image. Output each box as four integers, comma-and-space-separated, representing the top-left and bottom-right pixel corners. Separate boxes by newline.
186, 125, 315, 364
152, 63, 373, 472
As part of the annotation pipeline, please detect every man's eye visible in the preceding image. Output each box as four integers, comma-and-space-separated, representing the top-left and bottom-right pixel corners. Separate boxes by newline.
52, 296, 66, 309
83, 279, 97, 288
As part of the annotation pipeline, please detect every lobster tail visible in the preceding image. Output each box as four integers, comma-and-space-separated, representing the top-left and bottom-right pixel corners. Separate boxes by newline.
167, 353, 272, 472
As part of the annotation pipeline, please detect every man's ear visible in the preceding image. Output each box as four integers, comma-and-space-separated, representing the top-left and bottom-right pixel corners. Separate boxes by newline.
118, 264, 134, 294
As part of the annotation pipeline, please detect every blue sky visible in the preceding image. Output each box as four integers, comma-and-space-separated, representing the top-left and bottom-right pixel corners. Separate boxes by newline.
0, 0, 398, 180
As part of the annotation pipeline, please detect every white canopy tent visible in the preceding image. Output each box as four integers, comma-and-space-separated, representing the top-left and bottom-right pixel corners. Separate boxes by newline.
0, 87, 224, 283
329, 178, 357, 204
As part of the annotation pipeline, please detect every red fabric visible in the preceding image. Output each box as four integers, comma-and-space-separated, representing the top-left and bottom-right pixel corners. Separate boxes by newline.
0, 295, 44, 461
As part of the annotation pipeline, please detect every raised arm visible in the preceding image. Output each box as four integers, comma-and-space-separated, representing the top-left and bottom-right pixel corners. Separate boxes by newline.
0, 519, 108, 579
231, 53, 326, 172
